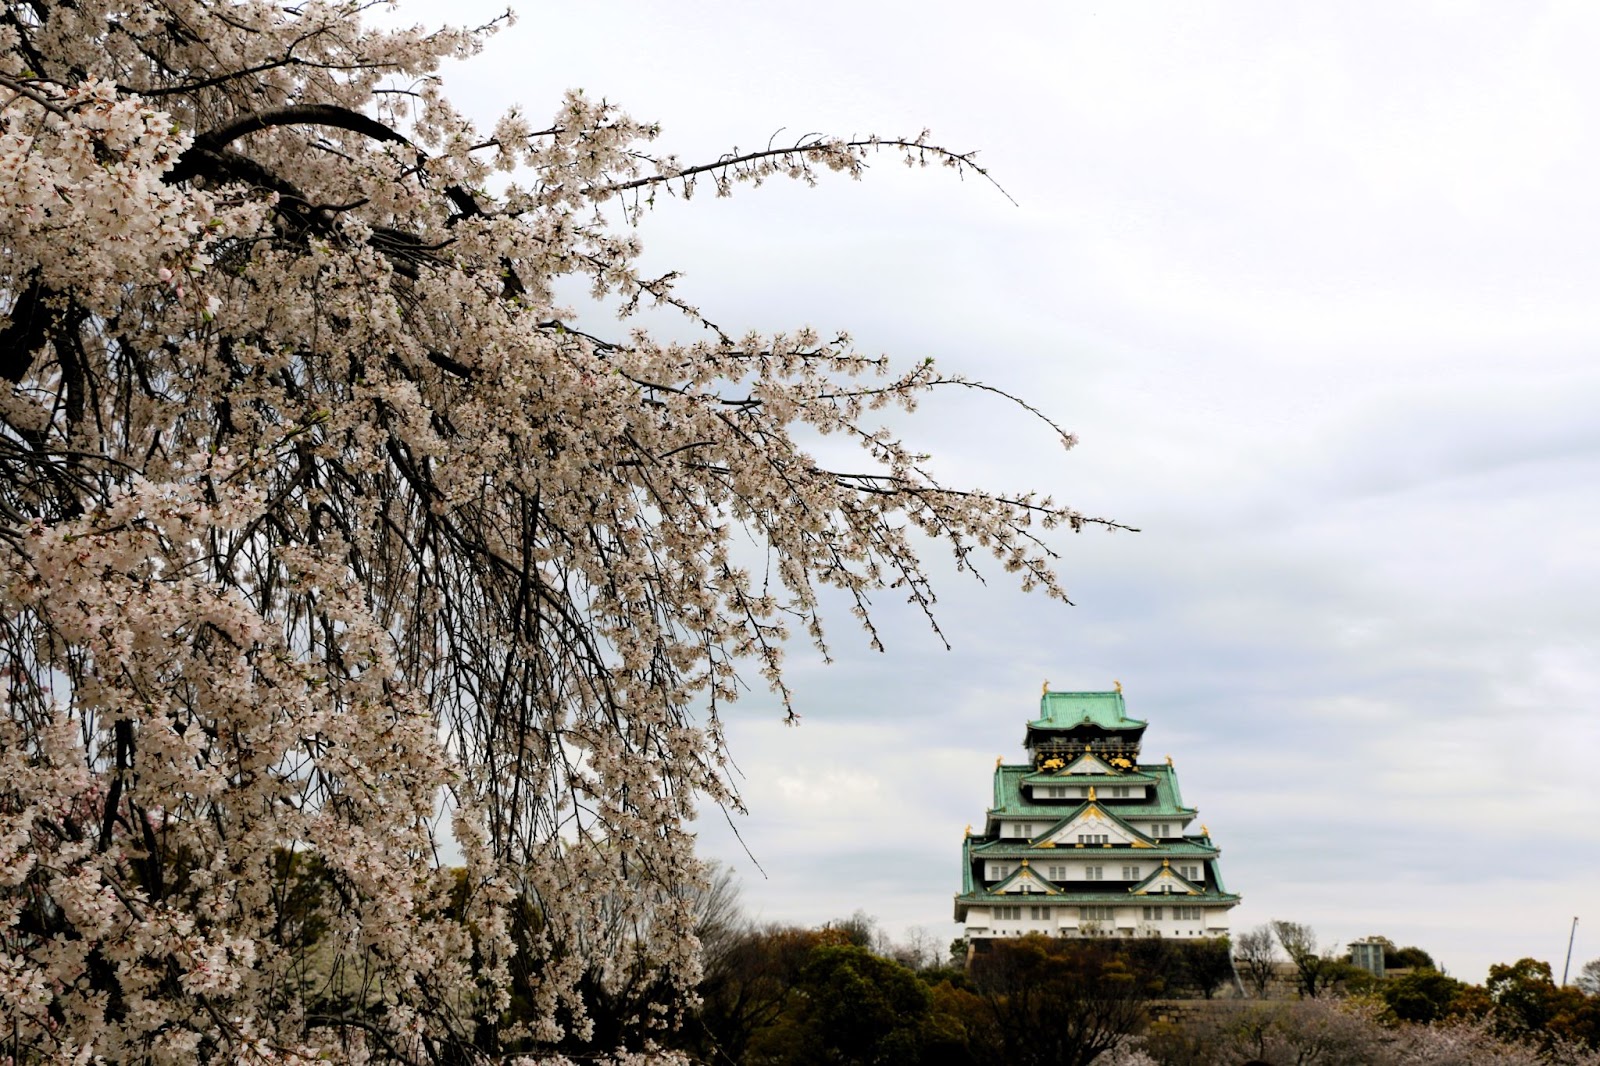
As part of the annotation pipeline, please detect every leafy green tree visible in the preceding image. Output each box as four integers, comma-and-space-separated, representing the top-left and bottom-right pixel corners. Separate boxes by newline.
748, 944, 931, 1066
1477, 957, 1600, 1051
1382, 968, 1466, 1023
968, 934, 1156, 1066
922, 980, 987, 1066
1385, 944, 1436, 970
1489, 958, 1563, 1035
1178, 937, 1235, 1000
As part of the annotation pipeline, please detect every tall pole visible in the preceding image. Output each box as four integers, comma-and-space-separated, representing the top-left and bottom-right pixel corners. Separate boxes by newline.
1562, 916, 1579, 986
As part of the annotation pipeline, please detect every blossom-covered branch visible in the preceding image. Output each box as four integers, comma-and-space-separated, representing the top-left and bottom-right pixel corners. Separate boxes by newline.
0, 2, 1120, 1062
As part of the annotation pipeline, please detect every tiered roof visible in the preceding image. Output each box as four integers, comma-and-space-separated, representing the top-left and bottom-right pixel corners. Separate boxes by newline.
954, 687, 1240, 923
987, 761, 1193, 821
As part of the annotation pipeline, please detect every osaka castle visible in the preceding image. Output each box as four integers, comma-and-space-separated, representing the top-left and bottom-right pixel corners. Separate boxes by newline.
954, 685, 1239, 940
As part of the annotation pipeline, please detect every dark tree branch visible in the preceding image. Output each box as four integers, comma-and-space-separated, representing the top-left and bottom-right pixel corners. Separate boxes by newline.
169, 104, 407, 185
0, 273, 50, 384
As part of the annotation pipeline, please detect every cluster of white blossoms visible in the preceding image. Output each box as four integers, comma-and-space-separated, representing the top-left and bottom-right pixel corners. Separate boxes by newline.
1, 2, 1114, 1063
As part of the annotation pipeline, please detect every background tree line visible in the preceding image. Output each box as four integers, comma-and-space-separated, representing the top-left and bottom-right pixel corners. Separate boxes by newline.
301, 854, 1597, 1065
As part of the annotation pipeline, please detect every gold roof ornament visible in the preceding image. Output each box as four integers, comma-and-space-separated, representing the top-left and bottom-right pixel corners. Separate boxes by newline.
1162, 858, 1171, 867
1088, 786, 1097, 802
1165, 754, 1173, 766
1042, 679, 1049, 695
1202, 823, 1210, 838
996, 755, 1003, 768
1114, 679, 1123, 693
964, 824, 972, 837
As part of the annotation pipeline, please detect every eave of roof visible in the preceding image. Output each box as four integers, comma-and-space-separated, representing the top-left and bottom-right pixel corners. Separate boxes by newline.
956, 889, 1241, 905
969, 838, 1220, 858
989, 762, 1197, 820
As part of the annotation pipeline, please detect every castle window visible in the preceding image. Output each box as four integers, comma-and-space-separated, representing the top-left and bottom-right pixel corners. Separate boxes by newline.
1121, 865, 1140, 880
1085, 866, 1104, 880
1030, 906, 1052, 920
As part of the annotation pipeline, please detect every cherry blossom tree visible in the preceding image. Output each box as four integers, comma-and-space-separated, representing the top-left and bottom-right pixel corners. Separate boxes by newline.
0, 2, 1116, 1062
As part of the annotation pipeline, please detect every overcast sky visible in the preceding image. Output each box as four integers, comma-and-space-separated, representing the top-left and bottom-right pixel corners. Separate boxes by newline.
407, 0, 1600, 984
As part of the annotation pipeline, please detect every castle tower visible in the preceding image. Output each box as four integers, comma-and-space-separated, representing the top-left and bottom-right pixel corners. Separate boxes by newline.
954, 686, 1239, 940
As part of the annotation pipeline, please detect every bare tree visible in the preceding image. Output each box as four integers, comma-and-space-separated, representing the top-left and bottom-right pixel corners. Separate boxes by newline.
1234, 925, 1281, 999
881, 924, 945, 973
1272, 920, 1344, 999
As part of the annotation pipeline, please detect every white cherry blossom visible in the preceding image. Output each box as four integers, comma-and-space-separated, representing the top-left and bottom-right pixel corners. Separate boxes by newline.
0, 2, 1119, 1061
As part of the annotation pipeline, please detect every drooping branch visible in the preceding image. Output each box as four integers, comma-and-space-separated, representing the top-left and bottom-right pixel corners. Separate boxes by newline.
1, 3, 1116, 1058
599, 135, 1017, 206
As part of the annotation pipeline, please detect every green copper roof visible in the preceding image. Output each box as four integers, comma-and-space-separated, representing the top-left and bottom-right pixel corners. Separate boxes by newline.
1129, 865, 1205, 895
953, 890, 1241, 921
1020, 769, 1158, 786
969, 838, 1219, 860
1028, 690, 1147, 732
986, 763, 1197, 821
